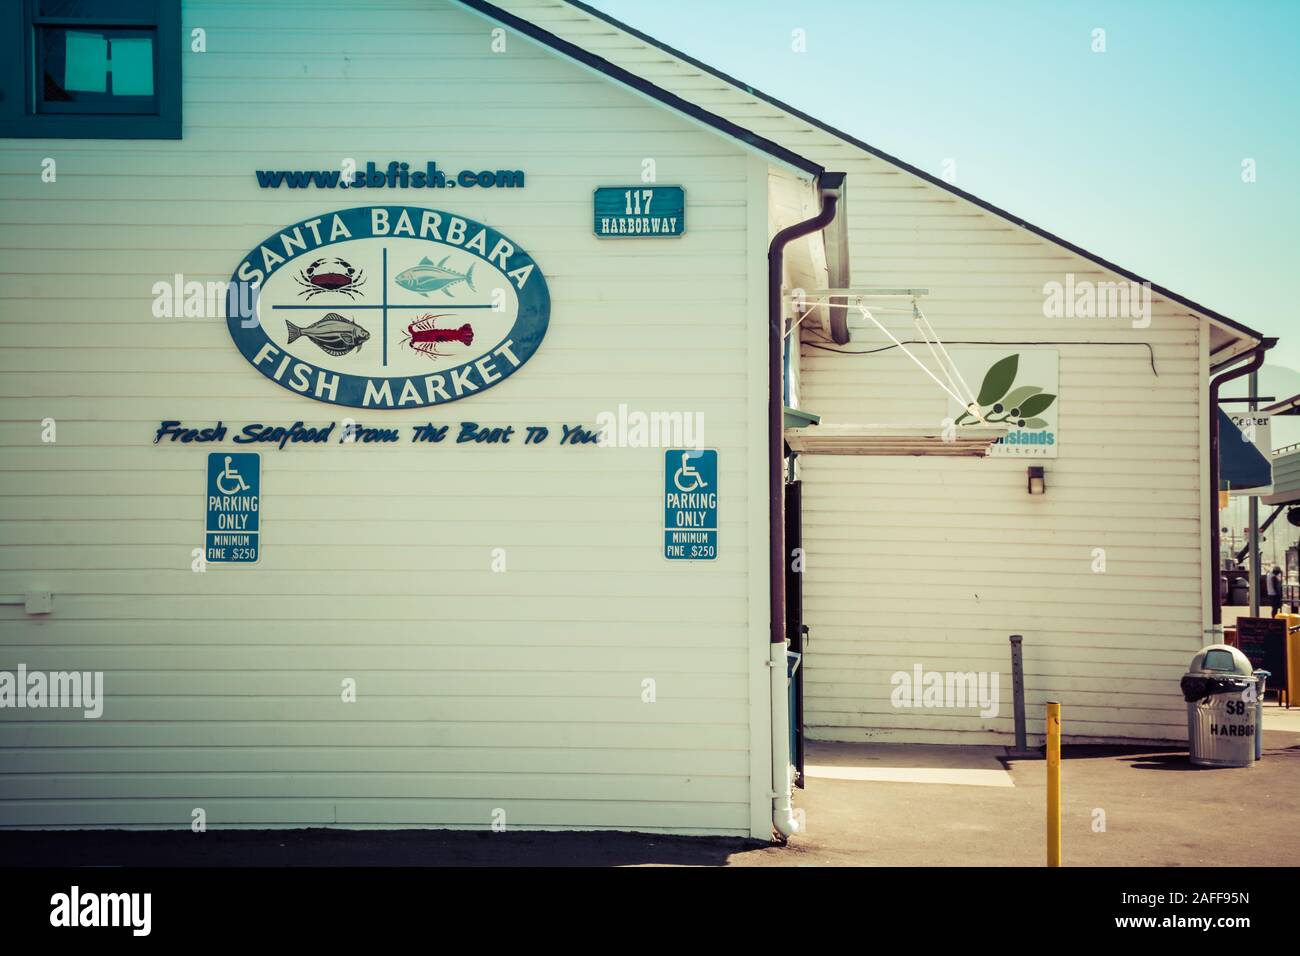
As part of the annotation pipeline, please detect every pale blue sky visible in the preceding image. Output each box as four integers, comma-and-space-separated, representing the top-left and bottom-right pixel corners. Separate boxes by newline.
588, 0, 1299, 370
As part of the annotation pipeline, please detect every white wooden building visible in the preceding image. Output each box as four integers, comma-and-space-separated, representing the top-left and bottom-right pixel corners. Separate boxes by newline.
0, 0, 1268, 839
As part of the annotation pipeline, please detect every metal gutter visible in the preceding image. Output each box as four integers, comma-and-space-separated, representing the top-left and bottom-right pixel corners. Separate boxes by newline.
767, 172, 843, 838
1209, 337, 1276, 626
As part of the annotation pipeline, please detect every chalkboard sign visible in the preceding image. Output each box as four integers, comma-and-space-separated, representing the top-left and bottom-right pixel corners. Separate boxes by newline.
1234, 616, 1288, 693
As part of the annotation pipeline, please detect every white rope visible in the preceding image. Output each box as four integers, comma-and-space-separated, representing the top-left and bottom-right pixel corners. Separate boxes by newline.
787, 290, 987, 424
787, 308, 816, 337
854, 299, 985, 422
914, 309, 961, 403
911, 298, 980, 412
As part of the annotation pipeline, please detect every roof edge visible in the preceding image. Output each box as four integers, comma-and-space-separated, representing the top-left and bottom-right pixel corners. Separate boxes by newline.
452, 0, 824, 178
562, 0, 1265, 345
1264, 393, 1300, 416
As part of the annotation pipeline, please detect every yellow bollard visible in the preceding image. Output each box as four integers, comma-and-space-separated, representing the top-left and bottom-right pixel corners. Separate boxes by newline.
1047, 701, 1061, 867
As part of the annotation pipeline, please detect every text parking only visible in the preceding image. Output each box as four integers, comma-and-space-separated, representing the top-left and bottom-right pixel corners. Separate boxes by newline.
206, 452, 260, 563
664, 449, 717, 560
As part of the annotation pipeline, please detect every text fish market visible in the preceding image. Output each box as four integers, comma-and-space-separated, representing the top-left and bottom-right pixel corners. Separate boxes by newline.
250, 339, 524, 408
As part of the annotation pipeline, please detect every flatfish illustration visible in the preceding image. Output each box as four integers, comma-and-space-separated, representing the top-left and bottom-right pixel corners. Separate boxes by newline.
285, 313, 370, 356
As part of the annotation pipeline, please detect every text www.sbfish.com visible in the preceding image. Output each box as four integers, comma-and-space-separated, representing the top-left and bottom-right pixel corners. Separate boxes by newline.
255, 161, 524, 190
1114, 915, 1250, 929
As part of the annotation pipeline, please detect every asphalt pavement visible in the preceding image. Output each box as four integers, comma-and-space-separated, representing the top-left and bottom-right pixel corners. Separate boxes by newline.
2, 705, 1297, 867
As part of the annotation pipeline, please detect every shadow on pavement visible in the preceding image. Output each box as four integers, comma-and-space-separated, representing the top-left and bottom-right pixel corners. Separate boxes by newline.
1127, 753, 1221, 772
0, 828, 773, 868
998, 745, 1210, 771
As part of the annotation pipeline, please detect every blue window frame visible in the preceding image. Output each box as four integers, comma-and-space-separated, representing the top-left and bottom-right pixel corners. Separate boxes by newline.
0, 0, 180, 139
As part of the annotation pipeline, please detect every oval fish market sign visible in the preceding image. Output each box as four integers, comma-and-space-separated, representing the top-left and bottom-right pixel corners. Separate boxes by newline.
227, 205, 550, 408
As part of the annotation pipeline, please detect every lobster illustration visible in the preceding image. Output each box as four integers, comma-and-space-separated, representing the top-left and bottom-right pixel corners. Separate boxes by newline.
402, 313, 474, 359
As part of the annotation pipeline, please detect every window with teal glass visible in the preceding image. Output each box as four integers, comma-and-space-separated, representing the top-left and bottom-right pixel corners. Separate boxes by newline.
0, 0, 181, 139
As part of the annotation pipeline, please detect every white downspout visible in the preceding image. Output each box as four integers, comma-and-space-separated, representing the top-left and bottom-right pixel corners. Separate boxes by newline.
770, 639, 799, 837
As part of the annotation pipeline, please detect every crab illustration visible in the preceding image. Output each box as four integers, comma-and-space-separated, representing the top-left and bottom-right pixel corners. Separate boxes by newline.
294, 257, 366, 300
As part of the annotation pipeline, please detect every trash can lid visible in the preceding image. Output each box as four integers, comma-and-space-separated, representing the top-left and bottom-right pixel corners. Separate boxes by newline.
1188, 643, 1254, 677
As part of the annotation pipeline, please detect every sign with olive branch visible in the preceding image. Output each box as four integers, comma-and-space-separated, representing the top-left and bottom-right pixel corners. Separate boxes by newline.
948, 350, 1058, 457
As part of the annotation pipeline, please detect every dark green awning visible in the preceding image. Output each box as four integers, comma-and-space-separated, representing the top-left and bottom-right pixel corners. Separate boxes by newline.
783, 407, 820, 429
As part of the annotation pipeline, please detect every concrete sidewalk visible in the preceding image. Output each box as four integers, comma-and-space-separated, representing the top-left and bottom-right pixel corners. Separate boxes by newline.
782, 706, 1300, 867
2, 712, 1297, 867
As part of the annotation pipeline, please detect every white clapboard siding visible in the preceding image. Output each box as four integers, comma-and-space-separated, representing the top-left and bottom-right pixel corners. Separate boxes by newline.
502, 0, 1215, 744
0, 0, 777, 834
796, 297, 1203, 744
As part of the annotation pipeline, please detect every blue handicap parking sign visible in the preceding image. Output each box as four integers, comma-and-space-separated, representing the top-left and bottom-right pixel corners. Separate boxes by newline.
205, 453, 260, 563
664, 449, 717, 560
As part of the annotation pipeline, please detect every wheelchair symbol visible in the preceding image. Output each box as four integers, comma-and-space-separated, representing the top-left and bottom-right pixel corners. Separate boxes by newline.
673, 452, 709, 493
215, 456, 250, 495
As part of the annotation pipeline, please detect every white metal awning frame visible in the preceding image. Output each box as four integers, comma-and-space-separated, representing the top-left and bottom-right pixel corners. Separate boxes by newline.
785, 287, 987, 421
783, 288, 1009, 457
784, 423, 1009, 457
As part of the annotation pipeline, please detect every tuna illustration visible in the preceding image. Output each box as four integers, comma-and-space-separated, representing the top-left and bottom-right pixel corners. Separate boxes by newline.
286, 313, 370, 356
394, 256, 476, 297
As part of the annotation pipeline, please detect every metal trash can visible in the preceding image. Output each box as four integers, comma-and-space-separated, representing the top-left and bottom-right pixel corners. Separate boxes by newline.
1230, 580, 1250, 606
1253, 670, 1270, 761
1180, 644, 1257, 768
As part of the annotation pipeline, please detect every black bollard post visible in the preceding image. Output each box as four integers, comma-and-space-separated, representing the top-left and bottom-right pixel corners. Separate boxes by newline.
1009, 634, 1031, 756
